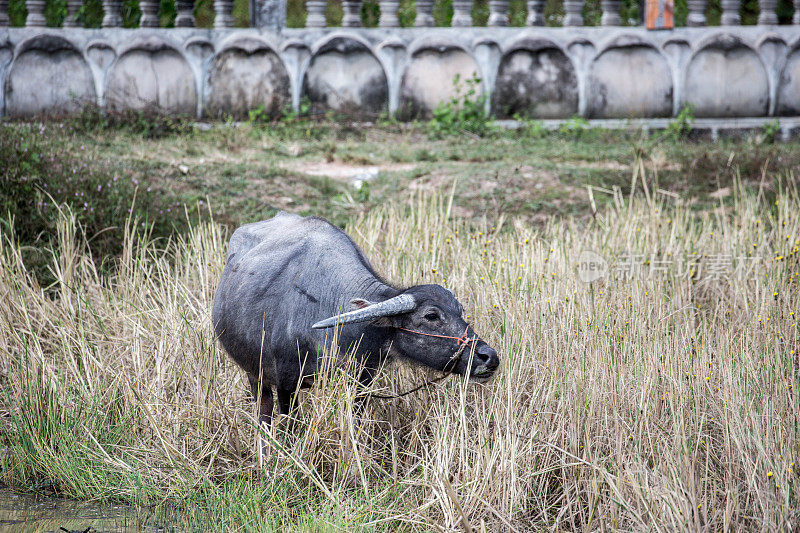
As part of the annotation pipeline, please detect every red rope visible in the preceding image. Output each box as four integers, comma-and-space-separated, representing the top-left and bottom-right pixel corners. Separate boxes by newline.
396, 325, 472, 346
363, 325, 475, 400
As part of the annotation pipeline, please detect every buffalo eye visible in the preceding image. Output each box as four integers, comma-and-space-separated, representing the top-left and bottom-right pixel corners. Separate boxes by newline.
424, 311, 440, 321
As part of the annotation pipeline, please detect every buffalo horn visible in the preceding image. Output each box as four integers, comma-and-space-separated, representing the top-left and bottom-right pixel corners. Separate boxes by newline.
311, 294, 416, 329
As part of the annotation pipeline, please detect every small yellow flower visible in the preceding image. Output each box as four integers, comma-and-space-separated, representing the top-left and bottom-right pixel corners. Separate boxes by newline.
767, 471, 773, 478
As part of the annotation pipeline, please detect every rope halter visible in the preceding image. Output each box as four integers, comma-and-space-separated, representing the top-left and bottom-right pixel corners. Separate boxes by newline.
396, 325, 476, 374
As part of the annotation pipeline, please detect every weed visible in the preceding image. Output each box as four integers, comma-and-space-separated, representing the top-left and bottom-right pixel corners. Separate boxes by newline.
513, 113, 549, 138
429, 73, 492, 138
557, 115, 592, 138
247, 103, 269, 124
412, 148, 437, 162
666, 103, 695, 141
69, 105, 193, 139
281, 98, 313, 122
761, 119, 781, 144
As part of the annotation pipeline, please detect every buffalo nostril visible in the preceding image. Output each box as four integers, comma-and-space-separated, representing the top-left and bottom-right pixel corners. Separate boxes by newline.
476, 345, 497, 365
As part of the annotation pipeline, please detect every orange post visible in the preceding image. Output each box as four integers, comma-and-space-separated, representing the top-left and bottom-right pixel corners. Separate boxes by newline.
646, 0, 674, 29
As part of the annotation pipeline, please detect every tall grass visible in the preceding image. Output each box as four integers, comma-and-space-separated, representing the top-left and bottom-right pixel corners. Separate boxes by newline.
0, 181, 798, 530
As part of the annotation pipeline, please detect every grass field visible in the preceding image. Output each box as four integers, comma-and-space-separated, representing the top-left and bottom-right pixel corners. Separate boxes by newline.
1, 119, 799, 530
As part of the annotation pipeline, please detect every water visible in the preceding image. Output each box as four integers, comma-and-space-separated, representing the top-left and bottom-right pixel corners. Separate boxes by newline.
0, 489, 160, 533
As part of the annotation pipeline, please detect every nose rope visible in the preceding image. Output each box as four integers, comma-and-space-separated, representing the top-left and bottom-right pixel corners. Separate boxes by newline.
395, 325, 473, 347
361, 325, 477, 401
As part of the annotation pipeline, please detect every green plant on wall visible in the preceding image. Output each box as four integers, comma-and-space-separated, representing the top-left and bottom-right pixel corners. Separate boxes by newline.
398, 0, 416, 25
582, 0, 601, 25
666, 103, 695, 141
429, 73, 491, 137
761, 119, 781, 144
432, 0, 454, 25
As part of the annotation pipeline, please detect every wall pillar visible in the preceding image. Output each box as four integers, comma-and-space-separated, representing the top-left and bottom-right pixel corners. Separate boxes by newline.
252, 0, 285, 28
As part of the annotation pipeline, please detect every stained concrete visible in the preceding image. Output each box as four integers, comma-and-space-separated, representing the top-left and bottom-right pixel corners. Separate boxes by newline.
399, 45, 481, 119
206, 39, 291, 118
777, 47, 800, 116
302, 37, 388, 116
684, 35, 769, 118
588, 44, 672, 118
5, 35, 95, 116
105, 37, 196, 114
492, 43, 578, 118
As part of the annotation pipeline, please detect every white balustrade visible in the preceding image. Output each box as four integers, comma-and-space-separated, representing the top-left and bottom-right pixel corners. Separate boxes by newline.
139, 0, 160, 26
686, 0, 706, 26
488, 0, 509, 26
757, 0, 778, 24
563, 0, 583, 26
9, 0, 795, 33
214, 0, 234, 27
379, 0, 400, 26
64, 0, 83, 26
175, 0, 196, 26
415, 0, 433, 25
451, 0, 472, 26
526, 0, 544, 25
25, 0, 46, 26
600, 0, 620, 25
342, 0, 361, 26
720, 0, 740, 24
102, 0, 122, 26
305, 0, 326, 27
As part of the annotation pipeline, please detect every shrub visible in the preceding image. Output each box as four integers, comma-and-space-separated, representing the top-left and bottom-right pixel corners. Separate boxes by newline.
666, 103, 695, 141
556, 115, 592, 139
0, 123, 184, 284
68, 106, 193, 139
761, 119, 781, 144
429, 73, 492, 138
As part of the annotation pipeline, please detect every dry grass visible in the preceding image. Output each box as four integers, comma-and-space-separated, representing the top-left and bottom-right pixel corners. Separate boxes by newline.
0, 180, 798, 530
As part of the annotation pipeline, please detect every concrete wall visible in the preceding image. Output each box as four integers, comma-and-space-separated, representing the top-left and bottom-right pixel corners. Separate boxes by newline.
2, 26, 800, 119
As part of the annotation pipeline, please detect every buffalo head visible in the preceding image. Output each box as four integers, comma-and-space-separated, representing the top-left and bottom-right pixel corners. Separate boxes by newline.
312, 284, 499, 382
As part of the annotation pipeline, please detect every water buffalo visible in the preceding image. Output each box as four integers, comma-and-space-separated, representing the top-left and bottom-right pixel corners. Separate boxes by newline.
212, 212, 499, 433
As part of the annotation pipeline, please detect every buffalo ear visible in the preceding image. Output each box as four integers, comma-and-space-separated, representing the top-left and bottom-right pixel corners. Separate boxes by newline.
351, 299, 392, 327
350, 298, 394, 328
350, 298, 373, 310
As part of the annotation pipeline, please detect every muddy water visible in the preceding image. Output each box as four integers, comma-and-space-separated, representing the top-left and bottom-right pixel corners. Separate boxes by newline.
0, 489, 161, 533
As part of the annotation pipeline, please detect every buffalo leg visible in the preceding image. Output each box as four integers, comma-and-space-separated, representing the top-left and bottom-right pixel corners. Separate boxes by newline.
279, 388, 304, 435
353, 367, 376, 418
248, 375, 274, 465
277, 388, 298, 417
